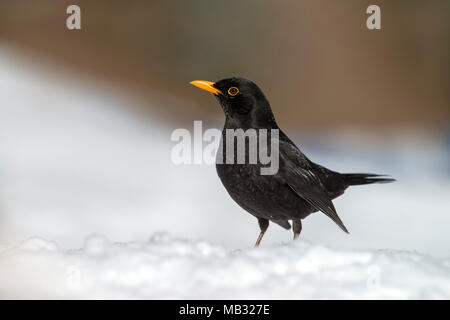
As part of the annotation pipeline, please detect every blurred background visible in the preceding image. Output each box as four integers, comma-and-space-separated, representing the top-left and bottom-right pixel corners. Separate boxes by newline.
0, 1, 449, 256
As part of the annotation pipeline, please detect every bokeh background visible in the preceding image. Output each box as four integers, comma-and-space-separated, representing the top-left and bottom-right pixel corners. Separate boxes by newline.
0, 0, 449, 263
2, 0, 449, 128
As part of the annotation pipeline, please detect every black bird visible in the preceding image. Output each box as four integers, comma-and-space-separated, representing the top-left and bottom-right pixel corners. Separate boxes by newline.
190, 77, 395, 246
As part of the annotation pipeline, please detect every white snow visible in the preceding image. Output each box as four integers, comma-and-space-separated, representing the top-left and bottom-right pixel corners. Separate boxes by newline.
1, 234, 449, 299
0, 43, 449, 299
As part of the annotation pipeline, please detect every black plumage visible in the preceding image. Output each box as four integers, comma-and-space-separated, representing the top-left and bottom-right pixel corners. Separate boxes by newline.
190, 77, 395, 246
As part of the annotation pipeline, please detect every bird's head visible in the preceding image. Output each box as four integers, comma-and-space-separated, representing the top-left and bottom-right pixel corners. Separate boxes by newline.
190, 77, 277, 128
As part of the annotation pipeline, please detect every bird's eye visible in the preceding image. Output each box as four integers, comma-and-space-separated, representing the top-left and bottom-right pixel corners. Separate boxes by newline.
227, 87, 239, 96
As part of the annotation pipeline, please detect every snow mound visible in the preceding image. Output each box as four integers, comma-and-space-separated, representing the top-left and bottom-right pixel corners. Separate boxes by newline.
1, 234, 449, 299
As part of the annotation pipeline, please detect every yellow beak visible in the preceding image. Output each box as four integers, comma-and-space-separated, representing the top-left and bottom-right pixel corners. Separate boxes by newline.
190, 80, 223, 95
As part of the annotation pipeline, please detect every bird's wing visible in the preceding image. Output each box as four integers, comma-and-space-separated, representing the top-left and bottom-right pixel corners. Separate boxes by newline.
276, 139, 349, 233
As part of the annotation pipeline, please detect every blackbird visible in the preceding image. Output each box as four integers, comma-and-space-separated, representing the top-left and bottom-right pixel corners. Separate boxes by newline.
190, 77, 395, 246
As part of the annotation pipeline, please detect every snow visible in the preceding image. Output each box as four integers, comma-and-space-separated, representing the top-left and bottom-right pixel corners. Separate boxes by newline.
0, 43, 449, 299
1, 234, 449, 299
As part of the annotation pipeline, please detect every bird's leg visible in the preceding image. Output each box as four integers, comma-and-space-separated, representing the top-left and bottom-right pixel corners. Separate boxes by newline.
255, 218, 269, 247
293, 219, 302, 240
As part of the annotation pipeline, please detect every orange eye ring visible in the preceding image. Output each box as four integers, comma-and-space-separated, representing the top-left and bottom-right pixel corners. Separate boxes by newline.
228, 87, 239, 96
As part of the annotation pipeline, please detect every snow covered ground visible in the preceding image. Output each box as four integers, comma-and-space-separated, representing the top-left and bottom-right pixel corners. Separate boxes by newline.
1, 234, 450, 299
0, 44, 449, 299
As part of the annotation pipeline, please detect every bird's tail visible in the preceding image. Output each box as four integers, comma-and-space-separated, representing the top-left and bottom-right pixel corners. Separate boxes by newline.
343, 173, 396, 186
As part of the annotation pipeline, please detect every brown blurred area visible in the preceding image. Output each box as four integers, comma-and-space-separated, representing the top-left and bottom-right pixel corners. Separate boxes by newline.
0, 0, 449, 129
